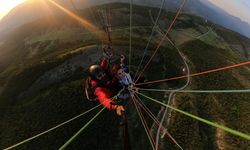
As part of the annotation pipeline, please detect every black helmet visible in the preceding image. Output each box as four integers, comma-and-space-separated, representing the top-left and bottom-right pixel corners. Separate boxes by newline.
88, 65, 111, 86
88, 65, 103, 78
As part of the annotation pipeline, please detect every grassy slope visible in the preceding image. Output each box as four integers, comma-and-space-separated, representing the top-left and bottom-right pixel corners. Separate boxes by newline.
165, 40, 250, 150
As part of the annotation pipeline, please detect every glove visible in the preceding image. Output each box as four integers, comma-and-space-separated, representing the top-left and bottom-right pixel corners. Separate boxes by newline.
120, 55, 125, 62
103, 47, 113, 59
115, 105, 125, 116
120, 55, 125, 67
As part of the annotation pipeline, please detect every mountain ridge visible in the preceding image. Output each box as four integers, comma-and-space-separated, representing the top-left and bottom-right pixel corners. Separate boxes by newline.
0, 0, 250, 39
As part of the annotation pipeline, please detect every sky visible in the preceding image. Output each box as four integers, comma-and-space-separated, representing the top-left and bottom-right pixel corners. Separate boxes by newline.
207, 0, 250, 25
0, 0, 27, 20
0, 0, 250, 24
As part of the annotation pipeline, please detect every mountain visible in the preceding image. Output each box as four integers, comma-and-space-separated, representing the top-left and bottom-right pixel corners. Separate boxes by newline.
0, 0, 250, 39
0, 0, 61, 37
0, 0, 161, 34
195, 0, 250, 39
160, 0, 250, 38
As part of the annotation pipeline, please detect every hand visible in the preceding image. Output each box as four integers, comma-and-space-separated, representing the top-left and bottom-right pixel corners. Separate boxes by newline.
120, 55, 125, 67
103, 47, 113, 59
103, 51, 111, 59
120, 55, 125, 62
115, 105, 125, 116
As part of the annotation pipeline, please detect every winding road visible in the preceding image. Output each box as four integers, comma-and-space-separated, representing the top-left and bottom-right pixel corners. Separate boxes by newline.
149, 10, 191, 149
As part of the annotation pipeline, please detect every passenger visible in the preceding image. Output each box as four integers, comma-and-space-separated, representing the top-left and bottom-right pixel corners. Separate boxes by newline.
88, 54, 125, 116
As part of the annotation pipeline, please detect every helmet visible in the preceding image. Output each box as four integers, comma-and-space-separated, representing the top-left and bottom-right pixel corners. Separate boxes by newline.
88, 65, 111, 86
89, 65, 103, 78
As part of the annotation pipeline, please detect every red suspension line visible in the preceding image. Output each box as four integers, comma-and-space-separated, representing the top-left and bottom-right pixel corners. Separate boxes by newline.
133, 95, 181, 148
132, 96, 156, 147
136, 61, 250, 86
134, 0, 188, 83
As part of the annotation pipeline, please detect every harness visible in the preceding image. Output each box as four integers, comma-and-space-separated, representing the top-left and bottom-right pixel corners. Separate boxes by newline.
84, 77, 98, 101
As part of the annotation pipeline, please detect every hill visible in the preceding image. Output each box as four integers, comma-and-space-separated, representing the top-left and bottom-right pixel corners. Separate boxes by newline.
1, 0, 250, 39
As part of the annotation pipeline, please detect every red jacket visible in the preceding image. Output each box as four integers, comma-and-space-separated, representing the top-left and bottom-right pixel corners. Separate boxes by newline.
90, 58, 117, 110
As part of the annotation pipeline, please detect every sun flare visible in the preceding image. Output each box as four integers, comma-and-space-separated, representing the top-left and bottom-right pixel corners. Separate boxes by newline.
0, 0, 27, 20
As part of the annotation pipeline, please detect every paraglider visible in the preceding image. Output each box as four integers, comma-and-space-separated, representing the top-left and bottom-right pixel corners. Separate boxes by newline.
85, 49, 133, 116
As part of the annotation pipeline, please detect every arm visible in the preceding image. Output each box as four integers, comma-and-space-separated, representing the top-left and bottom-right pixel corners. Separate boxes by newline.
126, 73, 133, 84
100, 57, 108, 70
94, 87, 116, 110
94, 87, 125, 116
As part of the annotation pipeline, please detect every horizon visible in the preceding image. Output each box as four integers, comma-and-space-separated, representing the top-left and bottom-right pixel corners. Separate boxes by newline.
0, 0, 250, 25
207, 0, 250, 25
0, 0, 27, 21
0, 0, 250, 27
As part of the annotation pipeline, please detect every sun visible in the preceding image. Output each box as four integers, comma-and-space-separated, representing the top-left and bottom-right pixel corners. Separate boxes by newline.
0, 0, 27, 20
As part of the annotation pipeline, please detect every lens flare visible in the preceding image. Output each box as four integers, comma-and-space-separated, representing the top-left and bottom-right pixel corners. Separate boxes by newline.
48, 0, 100, 34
